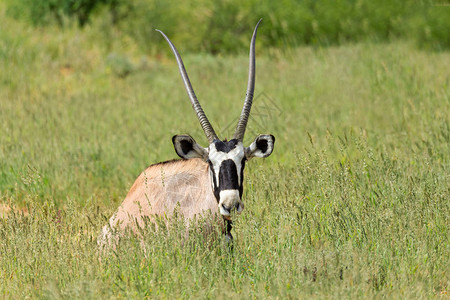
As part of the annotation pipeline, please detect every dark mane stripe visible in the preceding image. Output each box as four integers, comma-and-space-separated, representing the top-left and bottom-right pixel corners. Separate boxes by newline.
147, 158, 182, 169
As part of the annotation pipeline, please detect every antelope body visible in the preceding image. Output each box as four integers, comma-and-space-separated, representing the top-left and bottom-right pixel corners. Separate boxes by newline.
99, 20, 274, 247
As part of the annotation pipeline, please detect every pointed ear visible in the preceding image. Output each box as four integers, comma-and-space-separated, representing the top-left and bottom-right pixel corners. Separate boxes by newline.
172, 135, 209, 160
245, 134, 275, 159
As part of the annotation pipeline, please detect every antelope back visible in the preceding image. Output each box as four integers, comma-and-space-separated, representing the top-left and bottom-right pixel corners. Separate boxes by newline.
99, 159, 220, 246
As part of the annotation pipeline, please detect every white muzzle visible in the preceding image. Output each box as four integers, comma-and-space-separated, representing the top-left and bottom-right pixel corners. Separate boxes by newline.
218, 190, 244, 218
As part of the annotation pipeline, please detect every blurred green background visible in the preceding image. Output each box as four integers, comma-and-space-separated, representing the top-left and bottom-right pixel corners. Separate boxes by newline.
0, 1, 449, 298
4, 0, 450, 53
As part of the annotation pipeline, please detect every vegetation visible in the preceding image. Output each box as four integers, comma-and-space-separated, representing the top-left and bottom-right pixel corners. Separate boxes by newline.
0, 2, 449, 298
4, 0, 450, 53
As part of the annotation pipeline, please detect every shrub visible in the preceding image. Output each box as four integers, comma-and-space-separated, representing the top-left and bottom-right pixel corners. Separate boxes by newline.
5, 0, 449, 52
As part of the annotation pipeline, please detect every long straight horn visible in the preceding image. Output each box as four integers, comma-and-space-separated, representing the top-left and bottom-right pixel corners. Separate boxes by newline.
156, 30, 218, 143
233, 19, 262, 141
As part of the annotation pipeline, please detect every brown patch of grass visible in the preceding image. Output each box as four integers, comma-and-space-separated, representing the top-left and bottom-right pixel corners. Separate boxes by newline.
0, 203, 29, 218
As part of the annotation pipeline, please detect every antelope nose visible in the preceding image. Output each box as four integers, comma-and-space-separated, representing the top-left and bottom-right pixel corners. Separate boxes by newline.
219, 190, 241, 216
220, 202, 242, 215
221, 204, 232, 214
219, 203, 232, 217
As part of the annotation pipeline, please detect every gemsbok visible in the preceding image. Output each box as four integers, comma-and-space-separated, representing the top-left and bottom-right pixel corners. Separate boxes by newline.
99, 20, 275, 247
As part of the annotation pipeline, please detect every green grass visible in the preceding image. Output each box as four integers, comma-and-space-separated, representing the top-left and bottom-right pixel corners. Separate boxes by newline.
0, 7, 449, 299
5, 0, 450, 52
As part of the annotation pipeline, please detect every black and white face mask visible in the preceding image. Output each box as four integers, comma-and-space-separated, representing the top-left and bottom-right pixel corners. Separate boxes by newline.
173, 134, 275, 219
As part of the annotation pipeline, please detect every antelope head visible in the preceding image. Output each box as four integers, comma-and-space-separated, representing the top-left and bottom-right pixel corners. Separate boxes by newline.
157, 20, 275, 221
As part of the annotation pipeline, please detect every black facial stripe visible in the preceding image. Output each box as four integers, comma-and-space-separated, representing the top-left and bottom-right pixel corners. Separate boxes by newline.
208, 162, 220, 202
214, 139, 239, 153
256, 138, 268, 154
239, 158, 246, 198
219, 159, 240, 191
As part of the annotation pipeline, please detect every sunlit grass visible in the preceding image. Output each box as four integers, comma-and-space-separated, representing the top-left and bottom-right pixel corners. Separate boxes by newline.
0, 8, 449, 299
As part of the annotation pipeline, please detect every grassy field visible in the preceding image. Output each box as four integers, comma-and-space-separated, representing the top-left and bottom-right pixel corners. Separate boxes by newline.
1, 7, 449, 299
